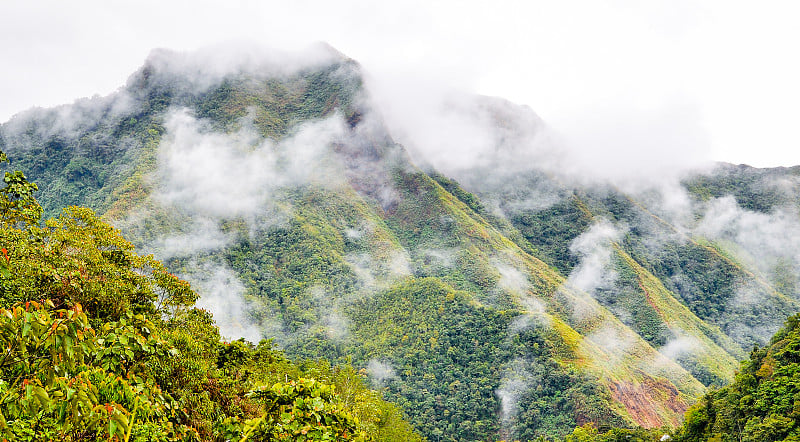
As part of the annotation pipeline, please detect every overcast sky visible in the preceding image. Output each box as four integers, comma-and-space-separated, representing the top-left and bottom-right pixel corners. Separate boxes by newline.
1, 0, 798, 167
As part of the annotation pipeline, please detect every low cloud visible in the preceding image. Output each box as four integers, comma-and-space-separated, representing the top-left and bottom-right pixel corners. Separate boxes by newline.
366, 359, 397, 387
137, 42, 350, 97
582, 323, 638, 370
185, 259, 263, 343
144, 108, 350, 342
496, 358, 535, 440
418, 248, 457, 268
658, 335, 701, 361
345, 249, 412, 294
551, 98, 711, 186
149, 217, 232, 260
2, 89, 140, 153
366, 74, 712, 196
695, 196, 800, 297
493, 259, 532, 296
309, 286, 350, 341
566, 219, 625, 295
158, 108, 347, 222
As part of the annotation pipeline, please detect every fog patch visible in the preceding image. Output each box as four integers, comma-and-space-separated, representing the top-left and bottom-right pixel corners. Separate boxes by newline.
149, 217, 232, 259
366, 74, 712, 197
345, 249, 412, 293
342, 220, 377, 244
144, 108, 349, 344
695, 196, 800, 296
158, 108, 346, 221
419, 248, 456, 268
388, 250, 413, 277
510, 297, 551, 335
582, 324, 637, 370
726, 321, 782, 348
137, 42, 349, 96
658, 335, 701, 360
185, 259, 262, 343
499, 182, 565, 215
496, 358, 535, 440
731, 280, 769, 307
493, 259, 531, 296
2, 89, 140, 151
309, 286, 350, 341
566, 219, 625, 295
346, 252, 379, 291
724, 281, 785, 346
626, 179, 697, 232
552, 99, 710, 186
764, 174, 800, 200
344, 227, 363, 240
366, 359, 397, 387
558, 285, 603, 324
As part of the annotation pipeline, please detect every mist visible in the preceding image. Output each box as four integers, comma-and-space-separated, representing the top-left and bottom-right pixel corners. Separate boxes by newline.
691, 196, 800, 343
496, 358, 535, 440
364, 63, 800, 357
186, 259, 263, 343
345, 249, 412, 294
158, 108, 347, 220
134, 42, 348, 98
566, 220, 625, 296
694, 196, 800, 290
366, 359, 397, 387
3, 39, 800, 438
2, 89, 140, 155
365, 74, 712, 189
137, 103, 351, 342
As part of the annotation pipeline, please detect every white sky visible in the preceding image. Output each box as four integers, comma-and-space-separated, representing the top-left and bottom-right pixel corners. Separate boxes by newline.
1, 0, 799, 167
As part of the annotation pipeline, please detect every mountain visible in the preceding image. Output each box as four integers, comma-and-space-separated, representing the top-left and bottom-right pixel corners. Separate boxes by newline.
2, 44, 800, 441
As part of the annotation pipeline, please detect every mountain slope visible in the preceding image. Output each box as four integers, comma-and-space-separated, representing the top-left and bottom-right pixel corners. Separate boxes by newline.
3, 45, 799, 440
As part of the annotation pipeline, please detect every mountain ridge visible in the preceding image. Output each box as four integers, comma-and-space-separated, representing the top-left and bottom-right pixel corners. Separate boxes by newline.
2, 44, 799, 441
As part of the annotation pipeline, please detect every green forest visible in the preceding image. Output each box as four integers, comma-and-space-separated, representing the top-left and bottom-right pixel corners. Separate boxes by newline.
0, 151, 421, 441
3, 146, 800, 440
2, 46, 800, 441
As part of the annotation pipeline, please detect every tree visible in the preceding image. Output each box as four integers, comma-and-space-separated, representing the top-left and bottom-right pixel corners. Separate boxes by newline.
0, 151, 42, 228
0, 149, 420, 440
0, 300, 195, 441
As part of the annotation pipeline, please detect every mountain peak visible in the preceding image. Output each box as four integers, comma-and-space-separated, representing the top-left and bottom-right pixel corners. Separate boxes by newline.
131, 42, 354, 91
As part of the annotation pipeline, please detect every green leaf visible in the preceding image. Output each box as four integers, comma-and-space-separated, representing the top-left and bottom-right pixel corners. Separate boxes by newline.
32, 385, 49, 407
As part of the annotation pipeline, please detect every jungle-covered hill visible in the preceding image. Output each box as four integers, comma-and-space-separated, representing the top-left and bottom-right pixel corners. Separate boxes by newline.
0, 150, 421, 441
2, 44, 800, 441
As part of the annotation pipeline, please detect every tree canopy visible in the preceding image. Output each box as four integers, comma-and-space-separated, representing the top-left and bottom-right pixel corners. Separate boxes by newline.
0, 151, 420, 441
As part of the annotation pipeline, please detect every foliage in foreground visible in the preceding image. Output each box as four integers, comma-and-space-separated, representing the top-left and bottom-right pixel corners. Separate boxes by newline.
675, 312, 800, 442
0, 152, 420, 441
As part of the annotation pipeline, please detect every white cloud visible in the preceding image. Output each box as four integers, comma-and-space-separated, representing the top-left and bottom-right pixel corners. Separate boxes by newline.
1, 1, 799, 167
143, 107, 349, 344
158, 108, 347, 221
567, 219, 625, 295
187, 259, 263, 343
496, 358, 535, 439
366, 359, 397, 387
695, 196, 800, 287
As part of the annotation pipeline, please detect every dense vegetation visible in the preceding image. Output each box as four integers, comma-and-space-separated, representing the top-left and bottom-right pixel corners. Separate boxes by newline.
0, 152, 421, 441
677, 312, 800, 441
3, 46, 800, 441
